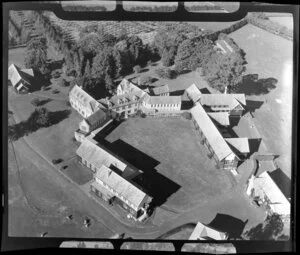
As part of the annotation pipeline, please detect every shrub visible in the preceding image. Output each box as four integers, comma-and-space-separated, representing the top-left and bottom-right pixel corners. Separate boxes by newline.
66, 68, 77, 77
138, 76, 154, 86
52, 158, 63, 164
31, 98, 40, 106
155, 68, 177, 79
133, 65, 142, 74
51, 70, 61, 79
182, 111, 192, 120
52, 89, 60, 94
58, 78, 68, 87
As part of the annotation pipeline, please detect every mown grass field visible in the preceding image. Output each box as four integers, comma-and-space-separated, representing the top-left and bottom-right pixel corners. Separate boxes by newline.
105, 117, 235, 211
229, 24, 293, 178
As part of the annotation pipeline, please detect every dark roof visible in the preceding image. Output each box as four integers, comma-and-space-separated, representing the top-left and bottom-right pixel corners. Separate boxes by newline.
85, 109, 107, 126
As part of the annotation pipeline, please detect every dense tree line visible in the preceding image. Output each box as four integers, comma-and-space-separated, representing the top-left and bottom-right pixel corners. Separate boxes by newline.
185, 5, 222, 11
76, 25, 154, 98
152, 23, 204, 67
62, 5, 107, 12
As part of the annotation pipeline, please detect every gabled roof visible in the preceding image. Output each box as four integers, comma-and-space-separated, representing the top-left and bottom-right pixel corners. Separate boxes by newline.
8, 64, 33, 87
190, 103, 235, 162
95, 165, 150, 211
69, 84, 100, 114
152, 84, 170, 95
199, 94, 246, 110
189, 222, 228, 240
76, 139, 127, 172
148, 96, 181, 105
208, 112, 230, 126
85, 109, 107, 127
225, 138, 250, 154
253, 171, 290, 216
185, 84, 202, 103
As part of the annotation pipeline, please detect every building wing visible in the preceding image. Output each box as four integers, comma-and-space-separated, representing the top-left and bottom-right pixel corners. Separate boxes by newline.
185, 83, 202, 103
95, 165, 149, 211
191, 103, 235, 162
225, 138, 250, 154
207, 112, 230, 126
152, 84, 170, 95
189, 222, 227, 240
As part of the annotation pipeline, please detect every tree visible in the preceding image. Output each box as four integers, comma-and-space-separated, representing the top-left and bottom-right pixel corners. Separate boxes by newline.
155, 67, 177, 79
24, 36, 48, 73
133, 65, 142, 74
161, 47, 176, 67
243, 213, 285, 240
138, 76, 154, 86
203, 50, 246, 93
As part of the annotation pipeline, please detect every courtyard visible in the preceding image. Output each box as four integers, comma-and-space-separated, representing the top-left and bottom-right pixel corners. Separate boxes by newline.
104, 117, 236, 211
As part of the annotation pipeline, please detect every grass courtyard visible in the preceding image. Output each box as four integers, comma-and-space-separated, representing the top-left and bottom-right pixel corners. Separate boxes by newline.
105, 117, 235, 211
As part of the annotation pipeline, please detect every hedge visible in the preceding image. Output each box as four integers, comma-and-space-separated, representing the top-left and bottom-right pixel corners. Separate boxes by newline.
246, 13, 293, 41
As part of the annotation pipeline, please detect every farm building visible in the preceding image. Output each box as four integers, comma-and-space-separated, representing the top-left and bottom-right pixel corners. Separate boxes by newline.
189, 222, 228, 240
69, 84, 101, 118
76, 139, 127, 173
199, 94, 246, 117
185, 83, 202, 104
225, 138, 250, 160
143, 96, 181, 111
8, 64, 34, 93
247, 171, 290, 219
190, 102, 240, 171
208, 112, 230, 126
90, 165, 152, 219
152, 84, 170, 96
75, 108, 111, 142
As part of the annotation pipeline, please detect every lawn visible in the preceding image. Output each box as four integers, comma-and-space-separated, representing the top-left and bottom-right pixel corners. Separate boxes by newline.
105, 117, 235, 211
229, 24, 293, 178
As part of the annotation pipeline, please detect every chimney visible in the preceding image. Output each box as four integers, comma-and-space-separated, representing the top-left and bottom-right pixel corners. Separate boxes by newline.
224, 86, 228, 94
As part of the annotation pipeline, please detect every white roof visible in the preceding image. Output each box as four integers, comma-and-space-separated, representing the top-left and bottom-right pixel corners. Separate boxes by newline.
225, 138, 250, 154
8, 64, 32, 87
95, 165, 149, 211
189, 222, 228, 240
208, 112, 230, 126
152, 84, 170, 95
254, 171, 290, 216
76, 139, 127, 172
69, 85, 100, 114
185, 83, 202, 103
199, 94, 246, 110
148, 96, 181, 105
190, 103, 235, 161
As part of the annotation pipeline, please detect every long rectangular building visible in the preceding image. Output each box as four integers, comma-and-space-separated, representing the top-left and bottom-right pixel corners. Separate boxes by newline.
190, 102, 239, 170
91, 165, 152, 217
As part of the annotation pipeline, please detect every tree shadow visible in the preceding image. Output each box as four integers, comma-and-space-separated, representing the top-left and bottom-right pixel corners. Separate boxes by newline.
237, 74, 278, 95
8, 109, 71, 142
36, 98, 52, 106
48, 109, 71, 126
207, 213, 248, 239
269, 168, 291, 200
139, 68, 149, 73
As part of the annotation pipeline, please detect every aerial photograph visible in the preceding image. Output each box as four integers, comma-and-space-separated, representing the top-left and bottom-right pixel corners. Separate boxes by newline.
6, 1, 294, 251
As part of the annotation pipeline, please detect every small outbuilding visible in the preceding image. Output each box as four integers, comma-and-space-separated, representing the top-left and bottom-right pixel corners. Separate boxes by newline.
8, 64, 34, 93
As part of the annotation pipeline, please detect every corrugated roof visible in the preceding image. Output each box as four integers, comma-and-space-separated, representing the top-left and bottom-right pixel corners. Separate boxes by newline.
225, 138, 250, 154
149, 96, 181, 105
76, 139, 127, 172
199, 94, 246, 110
69, 85, 100, 114
189, 222, 227, 240
95, 165, 149, 211
85, 109, 107, 127
152, 84, 169, 95
254, 171, 290, 215
208, 112, 230, 126
190, 103, 235, 161
185, 84, 202, 103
